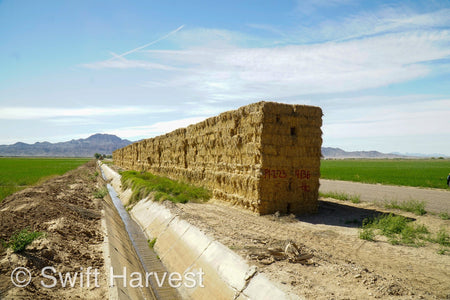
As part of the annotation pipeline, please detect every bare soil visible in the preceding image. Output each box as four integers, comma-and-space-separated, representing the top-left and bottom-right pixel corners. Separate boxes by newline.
167, 198, 450, 299
0, 161, 107, 299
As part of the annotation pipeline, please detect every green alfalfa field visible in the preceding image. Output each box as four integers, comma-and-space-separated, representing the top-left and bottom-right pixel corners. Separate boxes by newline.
0, 157, 90, 201
320, 159, 450, 189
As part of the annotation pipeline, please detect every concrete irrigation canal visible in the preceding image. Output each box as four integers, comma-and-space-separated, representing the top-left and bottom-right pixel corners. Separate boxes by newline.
100, 166, 180, 299
100, 162, 294, 300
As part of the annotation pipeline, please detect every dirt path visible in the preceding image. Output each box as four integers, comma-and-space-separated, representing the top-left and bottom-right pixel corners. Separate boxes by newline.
320, 179, 450, 214
0, 161, 107, 299
168, 198, 450, 299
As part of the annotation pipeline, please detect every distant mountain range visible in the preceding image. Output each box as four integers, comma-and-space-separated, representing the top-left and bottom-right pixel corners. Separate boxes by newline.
0, 134, 444, 158
0, 134, 132, 157
322, 147, 448, 158
321, 147, 404, 159
390, 152, 448, 158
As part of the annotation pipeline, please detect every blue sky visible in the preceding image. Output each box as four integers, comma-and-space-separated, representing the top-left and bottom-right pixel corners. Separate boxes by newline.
1, 0, 449, 155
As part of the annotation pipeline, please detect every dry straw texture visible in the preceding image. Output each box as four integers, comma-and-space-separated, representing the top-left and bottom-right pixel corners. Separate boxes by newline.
113, 101, 322, 215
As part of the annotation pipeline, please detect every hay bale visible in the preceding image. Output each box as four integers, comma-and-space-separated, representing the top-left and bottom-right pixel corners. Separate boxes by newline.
113, 101, 322, 215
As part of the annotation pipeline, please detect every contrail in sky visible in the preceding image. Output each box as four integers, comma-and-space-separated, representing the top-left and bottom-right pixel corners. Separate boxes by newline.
109, 25, 185, 60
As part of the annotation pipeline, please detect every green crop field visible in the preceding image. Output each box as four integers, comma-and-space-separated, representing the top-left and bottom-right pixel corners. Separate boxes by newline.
0, 157, 90, 201
320, 159, 450, 189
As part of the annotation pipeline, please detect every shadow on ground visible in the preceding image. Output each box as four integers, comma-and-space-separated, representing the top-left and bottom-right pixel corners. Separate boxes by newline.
293, 200, 414, 228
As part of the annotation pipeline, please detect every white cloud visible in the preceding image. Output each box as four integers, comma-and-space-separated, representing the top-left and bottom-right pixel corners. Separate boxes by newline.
299, 7, 450, 42
104, 117, 208, 139
81, 58, 178, 71
170, 28, 253, 48
81, 8, 450, 100
322, 98, 450, 139
45, 118, 103, 126
184, 104, 232, 116
0, 106, 174, 120
134, 29, 450, 99
246, 24, 288, 38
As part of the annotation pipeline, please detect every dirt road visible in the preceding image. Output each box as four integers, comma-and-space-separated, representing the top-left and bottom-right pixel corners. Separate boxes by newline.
320, 179, 450, 214
174, 199, 450, 299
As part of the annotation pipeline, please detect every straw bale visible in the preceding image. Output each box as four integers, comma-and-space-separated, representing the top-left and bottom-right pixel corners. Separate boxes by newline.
113, 101, 322, 215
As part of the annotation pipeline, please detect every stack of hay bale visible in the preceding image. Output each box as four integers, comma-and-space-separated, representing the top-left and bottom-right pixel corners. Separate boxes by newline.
113, 101, 322, 215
